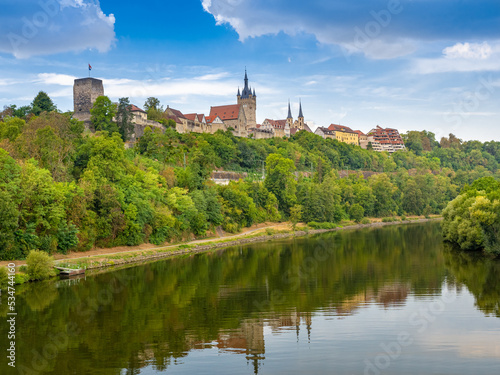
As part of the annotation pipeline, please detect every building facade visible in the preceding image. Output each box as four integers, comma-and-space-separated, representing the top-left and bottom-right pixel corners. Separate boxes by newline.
328, 124, 359, 145
367, 126, 406, 153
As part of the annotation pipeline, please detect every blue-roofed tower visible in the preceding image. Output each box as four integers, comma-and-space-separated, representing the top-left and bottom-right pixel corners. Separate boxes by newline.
286, 100, 293, 129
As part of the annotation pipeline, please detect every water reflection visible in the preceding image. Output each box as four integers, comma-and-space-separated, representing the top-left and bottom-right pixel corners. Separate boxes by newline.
1, 222, 499, 375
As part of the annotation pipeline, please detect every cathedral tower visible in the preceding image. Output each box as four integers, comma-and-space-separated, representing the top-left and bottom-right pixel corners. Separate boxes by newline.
237, 69, 257, 128
297, 100, 304, 130
286, 100, 293, 129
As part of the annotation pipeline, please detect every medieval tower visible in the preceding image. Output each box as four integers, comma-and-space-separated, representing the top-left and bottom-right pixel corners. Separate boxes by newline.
237, 70, 257, 128
73, 77, 104, 122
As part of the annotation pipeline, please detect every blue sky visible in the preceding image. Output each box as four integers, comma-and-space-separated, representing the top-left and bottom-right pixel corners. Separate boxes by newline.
1, 0, 499, 141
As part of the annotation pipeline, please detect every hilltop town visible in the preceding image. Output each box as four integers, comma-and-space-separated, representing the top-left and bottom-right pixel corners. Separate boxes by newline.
73, 70, 406, 153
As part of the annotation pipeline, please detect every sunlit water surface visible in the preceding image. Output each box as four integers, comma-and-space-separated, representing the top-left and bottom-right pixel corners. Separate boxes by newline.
2, 222, 499, 374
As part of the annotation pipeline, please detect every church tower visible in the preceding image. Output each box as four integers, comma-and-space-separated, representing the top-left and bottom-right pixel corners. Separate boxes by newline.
237, 69, 257, 128
286, 100, 294, 129
297, 100, 304, 130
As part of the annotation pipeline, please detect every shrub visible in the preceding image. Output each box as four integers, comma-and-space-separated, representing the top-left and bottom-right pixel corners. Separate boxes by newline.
361, 218, 371, 224
265, 228, 275, 236
401, 215, 406, 221
349, 204, 365, 223
0, 267, 8, 289
15, 273, 30, 284
382, 217, 395, 223
26, 250, 56, 281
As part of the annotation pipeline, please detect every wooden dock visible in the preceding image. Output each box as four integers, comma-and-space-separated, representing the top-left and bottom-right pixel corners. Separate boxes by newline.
55, 267, 86, 278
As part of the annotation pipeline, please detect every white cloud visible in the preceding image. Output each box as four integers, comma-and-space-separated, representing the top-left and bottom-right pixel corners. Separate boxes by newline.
414, 42, 500, 74
443, 42, 492, 60
0, 0, 115, 58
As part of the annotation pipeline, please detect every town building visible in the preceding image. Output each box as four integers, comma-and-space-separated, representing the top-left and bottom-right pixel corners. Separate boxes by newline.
367, 125, 406, 153
314, 126, 336, 140
354, 130, 368, 149
261, 119, 290, 138
327, 124, 359, 145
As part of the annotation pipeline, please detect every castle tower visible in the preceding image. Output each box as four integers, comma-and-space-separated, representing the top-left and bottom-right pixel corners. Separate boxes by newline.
73, 77, 104, 122
297, 100, 304, 130
237, 69, 256, 128
286, 100, 293, 129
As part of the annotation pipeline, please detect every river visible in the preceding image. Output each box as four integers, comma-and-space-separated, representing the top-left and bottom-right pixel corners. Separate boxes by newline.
1, 222, 499, 374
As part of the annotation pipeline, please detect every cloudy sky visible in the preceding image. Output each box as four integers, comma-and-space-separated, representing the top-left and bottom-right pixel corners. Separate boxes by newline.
1, 0, 499, 141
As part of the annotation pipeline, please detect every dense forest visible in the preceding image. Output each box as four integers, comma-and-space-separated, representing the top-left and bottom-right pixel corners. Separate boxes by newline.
1, 92, 499, 260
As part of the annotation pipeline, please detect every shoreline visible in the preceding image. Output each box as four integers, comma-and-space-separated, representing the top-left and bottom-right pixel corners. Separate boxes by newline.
49, 218, 442, 272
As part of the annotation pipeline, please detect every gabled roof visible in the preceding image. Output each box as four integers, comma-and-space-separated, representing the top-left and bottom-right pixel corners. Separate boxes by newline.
197, 114, 205, 123
165, 107, 187, 124
353, 130, 366, 136
316, 126, 334, 135
328, 124, 356, 133
206, 115, 223, 124
129, 104, 146, 113
184, 113, 198, 121
264, 118, 288, 129
209, 104, 240, 120
290, 123, 312, 135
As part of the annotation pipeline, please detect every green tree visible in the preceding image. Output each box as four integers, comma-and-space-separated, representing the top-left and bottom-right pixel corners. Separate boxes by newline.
90, 96, 117, 133
349, 203, 365, 223
264, 153, 297, 215
31, 91, 56, 115
290, 205, 302, 231
116, 97, 134, 141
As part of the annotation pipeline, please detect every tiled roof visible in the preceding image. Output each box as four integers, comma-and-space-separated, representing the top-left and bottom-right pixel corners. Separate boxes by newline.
197, 114, 205, 122
184, 113, 198, 121
205, 115, 222, 124
265, 118, 288, 128
129, 104, 146, 113
328, 124, 356, 133
316, 126, 334, 135
209, 104, 240, 120
165, 107, 187, 124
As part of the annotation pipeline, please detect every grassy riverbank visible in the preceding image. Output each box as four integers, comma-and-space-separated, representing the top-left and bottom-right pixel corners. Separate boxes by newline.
0, 216, 441, 287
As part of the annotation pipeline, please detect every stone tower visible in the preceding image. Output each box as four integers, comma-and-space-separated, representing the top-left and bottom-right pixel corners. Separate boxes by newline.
237, 69, 256, 128
73, 77, 104, 122
296, 100, 304, 130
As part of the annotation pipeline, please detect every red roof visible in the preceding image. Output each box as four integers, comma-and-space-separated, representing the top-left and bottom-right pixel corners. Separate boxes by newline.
209, 104, 240, 120
353, 130, 366, 136
184, 113, 198, 121
265, 119, 288, 128
205, 115, 221, 124
197, 114, 205, 122
165, 107, 187, 123
129, 104, 146, 113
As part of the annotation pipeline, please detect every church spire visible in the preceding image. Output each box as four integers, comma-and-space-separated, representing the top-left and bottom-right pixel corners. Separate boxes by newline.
241, 68, 250, 98
298, 100, 303, 118
287, 100, 293, 119
237, 87, 240, 97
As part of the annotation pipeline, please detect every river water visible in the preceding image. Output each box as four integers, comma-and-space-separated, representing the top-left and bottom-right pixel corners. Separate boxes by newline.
1, 222, 499, 374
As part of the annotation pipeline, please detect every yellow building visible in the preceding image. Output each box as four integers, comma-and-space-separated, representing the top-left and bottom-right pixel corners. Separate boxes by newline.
328, 124, 359, 146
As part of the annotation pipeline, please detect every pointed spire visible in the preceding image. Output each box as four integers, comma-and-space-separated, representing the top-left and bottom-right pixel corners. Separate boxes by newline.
287, 100, 292, 119
253, 88, 256, 97
298, 99, 303, 118
237, 87, 240, 97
